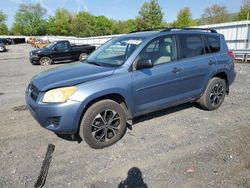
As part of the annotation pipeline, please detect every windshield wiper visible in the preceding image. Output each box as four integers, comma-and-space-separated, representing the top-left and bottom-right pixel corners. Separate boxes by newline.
85, 59, 101, 66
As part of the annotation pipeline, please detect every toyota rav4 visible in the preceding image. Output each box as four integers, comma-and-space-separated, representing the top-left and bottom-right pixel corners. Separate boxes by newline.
26, 28, 236, 148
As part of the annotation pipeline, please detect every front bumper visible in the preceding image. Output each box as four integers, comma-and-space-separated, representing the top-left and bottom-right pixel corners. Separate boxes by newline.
29, 56, 40, 64
25, 86, 83, 134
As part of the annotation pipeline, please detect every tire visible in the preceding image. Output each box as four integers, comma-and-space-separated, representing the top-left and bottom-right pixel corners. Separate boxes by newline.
199, 77, 227, 111
79, 53, 87, 61
79, 100, 127, 149
39, 56, 52, 66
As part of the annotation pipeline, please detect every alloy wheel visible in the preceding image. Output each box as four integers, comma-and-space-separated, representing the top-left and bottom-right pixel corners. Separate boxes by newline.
41, 58, 51, 66
80, 53, 87, 61
210, 83, 224, 106
91, 109, 121, 142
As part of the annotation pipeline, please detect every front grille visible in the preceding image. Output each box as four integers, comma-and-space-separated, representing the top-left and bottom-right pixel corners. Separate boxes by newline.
30, 84, 39, 101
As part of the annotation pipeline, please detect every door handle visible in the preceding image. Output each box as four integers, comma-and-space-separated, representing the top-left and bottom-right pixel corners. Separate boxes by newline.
172, 67, 181, 73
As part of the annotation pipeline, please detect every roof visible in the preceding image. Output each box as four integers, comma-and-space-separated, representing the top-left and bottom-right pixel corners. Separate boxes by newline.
121, 31, 159, 38
119, 28, 218, 38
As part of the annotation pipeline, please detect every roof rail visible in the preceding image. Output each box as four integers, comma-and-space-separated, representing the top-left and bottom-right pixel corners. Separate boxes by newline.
129, 27, 217, 34
161, 27, 217, 33
129, 27, 166, 33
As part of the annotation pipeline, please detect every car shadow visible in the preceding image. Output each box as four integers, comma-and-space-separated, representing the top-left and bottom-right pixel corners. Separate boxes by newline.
56, 102, 201, 143
32, 60, 78, 66
132, 102, 201, 126
118, 167, 148, 188
52, 60, 76, 65
55, 133, 82, 143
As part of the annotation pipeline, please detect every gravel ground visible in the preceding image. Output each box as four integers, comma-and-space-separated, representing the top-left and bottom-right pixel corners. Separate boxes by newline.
0, 44, 250, 188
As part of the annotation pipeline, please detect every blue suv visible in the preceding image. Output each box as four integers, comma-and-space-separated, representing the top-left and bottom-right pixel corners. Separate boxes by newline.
26, 28, 236, 148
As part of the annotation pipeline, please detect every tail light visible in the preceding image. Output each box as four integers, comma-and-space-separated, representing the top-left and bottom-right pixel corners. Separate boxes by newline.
228, 50, 236, 59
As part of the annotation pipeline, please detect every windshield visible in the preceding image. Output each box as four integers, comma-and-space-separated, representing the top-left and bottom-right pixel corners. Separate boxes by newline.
46, 42, 56, 49
86, 37, 144, 67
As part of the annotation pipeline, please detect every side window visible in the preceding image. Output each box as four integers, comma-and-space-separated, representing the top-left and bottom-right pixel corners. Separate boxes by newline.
179, 35, 205, 58
56, 42, 69, 50
205, 35, 220, 53
146, 40, 159, 52
138, 36, 177, 66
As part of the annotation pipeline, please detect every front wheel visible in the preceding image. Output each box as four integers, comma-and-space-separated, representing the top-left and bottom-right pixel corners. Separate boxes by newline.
199, 77, 227, 111
79, 53, 87, 61
79, 100, 127, 149
39, 57, 52, 66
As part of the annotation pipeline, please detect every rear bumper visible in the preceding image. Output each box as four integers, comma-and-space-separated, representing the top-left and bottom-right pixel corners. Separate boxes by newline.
228, 69, 237, 86
25, 87, 83, 134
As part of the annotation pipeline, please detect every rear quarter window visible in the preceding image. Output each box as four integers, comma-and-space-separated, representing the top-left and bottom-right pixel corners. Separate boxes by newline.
205, 35, 220, 53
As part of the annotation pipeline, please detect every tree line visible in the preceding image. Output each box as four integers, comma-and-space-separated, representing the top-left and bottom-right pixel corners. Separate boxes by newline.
0, 0, 250, 37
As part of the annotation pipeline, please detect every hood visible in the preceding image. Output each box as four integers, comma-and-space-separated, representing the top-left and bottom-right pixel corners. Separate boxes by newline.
31, 48, 50, 54
31, 62, 115, 91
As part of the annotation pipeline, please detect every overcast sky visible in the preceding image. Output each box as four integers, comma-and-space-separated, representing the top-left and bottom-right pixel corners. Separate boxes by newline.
1, 0, 242, 28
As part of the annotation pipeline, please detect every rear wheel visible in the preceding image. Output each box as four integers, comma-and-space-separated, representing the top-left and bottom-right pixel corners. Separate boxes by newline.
199, 77, 227, 110
39, 57, 52, 66
79, 100, 127, 149
79, 53, 87, 61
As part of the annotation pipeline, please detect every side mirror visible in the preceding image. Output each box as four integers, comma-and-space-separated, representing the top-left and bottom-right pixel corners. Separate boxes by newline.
135, 59, 153, 70
53, 47, 57, 51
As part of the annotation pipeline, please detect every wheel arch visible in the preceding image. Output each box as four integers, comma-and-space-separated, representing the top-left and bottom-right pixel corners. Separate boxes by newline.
75, 93, 132, 135
39, 55, 53, 63
212, 72, 229, 94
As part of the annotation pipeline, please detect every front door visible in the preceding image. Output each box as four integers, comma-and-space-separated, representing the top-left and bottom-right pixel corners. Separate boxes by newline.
132, 35, 183, 115
51, 41, 72, 61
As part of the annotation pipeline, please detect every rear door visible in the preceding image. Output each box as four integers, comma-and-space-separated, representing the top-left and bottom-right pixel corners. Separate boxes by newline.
132, 35, 183, 115
176, 34, 217, 99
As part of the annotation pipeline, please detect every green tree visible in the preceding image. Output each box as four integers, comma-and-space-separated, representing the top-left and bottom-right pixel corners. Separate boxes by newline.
137, 0, 164, 29
71, 12, 97, 37
126, 19, 137, 32
95, 16, 113, 36
201, 4, 229, 24
47, 16, 57, 35
12, 3, 47, 35
47, 9, 72, 35
0, 10, 8, 35
176, 7, 194, 27
111, 20, 127, 34
237, 0, 250, 20
112, 19, 138, 34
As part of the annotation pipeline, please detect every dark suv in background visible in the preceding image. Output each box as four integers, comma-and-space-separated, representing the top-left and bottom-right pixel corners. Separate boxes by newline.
26, 28, 236, 148
29, 40, 96, 65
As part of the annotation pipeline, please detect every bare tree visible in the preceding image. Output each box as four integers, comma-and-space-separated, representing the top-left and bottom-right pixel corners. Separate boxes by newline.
201, 4, 229, 24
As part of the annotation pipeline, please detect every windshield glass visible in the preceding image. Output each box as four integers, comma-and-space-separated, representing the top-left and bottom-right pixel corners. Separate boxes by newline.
46, 42, 56, 49
86, 37, 144, 67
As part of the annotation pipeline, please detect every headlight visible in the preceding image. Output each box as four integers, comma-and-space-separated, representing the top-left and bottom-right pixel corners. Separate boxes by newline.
43, 86, 77, 103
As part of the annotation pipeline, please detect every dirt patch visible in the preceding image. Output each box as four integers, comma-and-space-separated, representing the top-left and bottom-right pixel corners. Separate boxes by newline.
0, 92, 4, 96
12, 105, 27, 112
